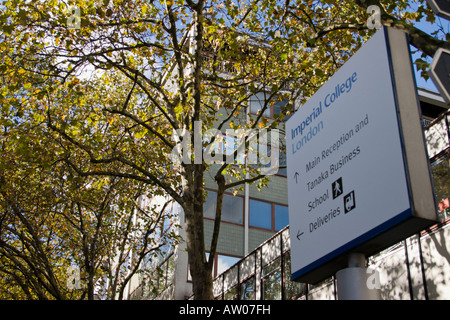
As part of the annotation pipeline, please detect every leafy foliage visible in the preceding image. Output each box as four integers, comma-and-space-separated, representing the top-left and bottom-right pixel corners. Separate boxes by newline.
0, 0, 448, 299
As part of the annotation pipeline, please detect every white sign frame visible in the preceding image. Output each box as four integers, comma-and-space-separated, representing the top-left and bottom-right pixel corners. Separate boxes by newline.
287, 27, 438, 284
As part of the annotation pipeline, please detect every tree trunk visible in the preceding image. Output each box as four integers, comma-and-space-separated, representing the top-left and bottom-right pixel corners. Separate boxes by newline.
181, 162, 216, 300
183, 200, 215, 299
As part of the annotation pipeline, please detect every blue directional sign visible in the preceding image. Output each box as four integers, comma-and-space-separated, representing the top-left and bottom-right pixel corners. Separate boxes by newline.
287, 27, 438, 284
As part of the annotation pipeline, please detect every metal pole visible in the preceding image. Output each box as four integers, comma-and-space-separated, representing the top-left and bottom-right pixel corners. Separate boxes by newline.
336, 253, 382, 300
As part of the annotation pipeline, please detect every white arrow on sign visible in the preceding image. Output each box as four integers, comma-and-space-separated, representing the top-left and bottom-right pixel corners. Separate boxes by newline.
429, 48, 450, 105
426, 0, 450, 20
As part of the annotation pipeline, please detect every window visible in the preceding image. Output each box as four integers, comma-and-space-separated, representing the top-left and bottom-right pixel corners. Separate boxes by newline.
274, 204, 289, 231
224, 134, 245, 165
283, 253, 306, 299
278, 149, 287, 176
431, 154, 450, 221
250, 200, 288, 231
273, 99, 289, 121
240, 127, 286, 176
249, 92, 289, 119
204, 190, 217, 219
262, 258, 282, 300
422, 116, 433, 128
217, 254, 240, 276
224, 287, 238, 300
240, 276, 256, 300
156, 204, 178, 256
204, 190, 243, 224
249, 199, 272, 229
217, 255, 241, 300
250, 93, 271, 117
223, 194, 244, 224
259, 143, 286, 176
145, 254, 175, 299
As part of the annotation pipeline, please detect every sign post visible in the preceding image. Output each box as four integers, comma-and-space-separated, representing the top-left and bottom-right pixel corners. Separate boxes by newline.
335, 253, 381, 300
286, 27, 438, 294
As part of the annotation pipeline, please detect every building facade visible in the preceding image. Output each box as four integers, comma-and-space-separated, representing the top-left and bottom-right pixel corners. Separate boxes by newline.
122, 86, 450, 300
204, 88, 450, 300
201, 214, 450, 300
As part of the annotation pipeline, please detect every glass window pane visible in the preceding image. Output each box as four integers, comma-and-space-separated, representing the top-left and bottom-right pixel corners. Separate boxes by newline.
262, 259, 282, 300
263, 257, 281, 275
240, 276, 255, 300
204, 191, 243, 224
157, 263, 167, 292
224, 287, 238, 300
250, 93, 271, 117
222, 194, 243, 224
278, 150, 287, 176
166, 255, 175, 287
273, 99, 288, 119
217, 255, 240, 276
250, 199, 272, 229
224, 135, 245, 164
274, 205, 289, 231
204, 190, 217, 219
263, 272, 282, 300
431, 155, 450, 221
283, 253, 306, 299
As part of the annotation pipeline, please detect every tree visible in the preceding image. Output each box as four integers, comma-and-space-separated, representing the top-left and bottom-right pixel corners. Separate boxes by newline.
0, 63, 180, 299
0, 120, 180, 299
1, 0, 448, 299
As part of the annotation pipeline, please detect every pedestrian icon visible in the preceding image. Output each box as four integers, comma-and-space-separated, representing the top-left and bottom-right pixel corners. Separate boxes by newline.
344, 191, 356, 213
332, 178, 343, 199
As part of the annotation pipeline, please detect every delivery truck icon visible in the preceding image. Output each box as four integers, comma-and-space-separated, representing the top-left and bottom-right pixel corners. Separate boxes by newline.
344, 190, 356, 213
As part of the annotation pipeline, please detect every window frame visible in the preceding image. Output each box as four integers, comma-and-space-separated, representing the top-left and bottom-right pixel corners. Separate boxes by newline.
431, 152, 450, 222
240, 275, 256, 300
203, 188, 245, 226
262, 257, 282, 300
248, 92, 289, 120
249, 198, 288, 232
